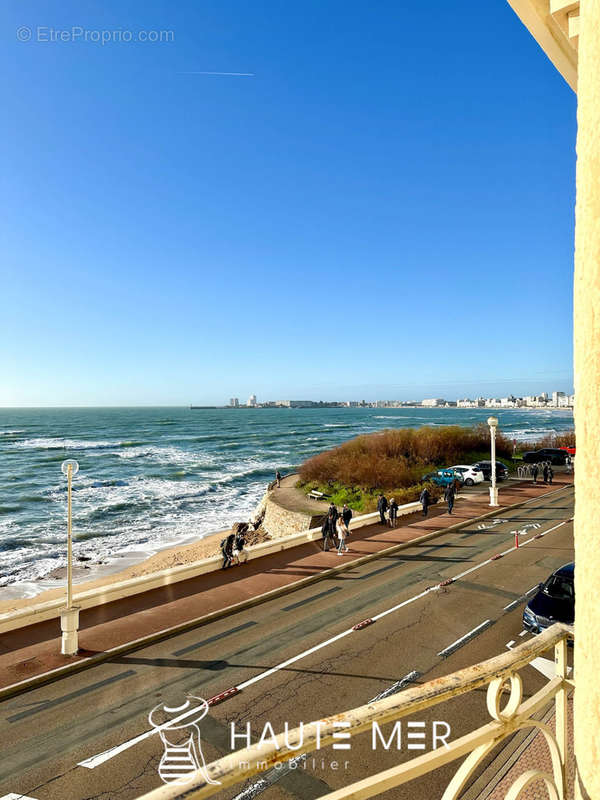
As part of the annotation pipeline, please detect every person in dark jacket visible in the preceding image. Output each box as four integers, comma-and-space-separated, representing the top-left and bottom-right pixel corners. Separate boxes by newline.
377, 494, 388, 525
543, 464, 549, 484
342, 504, 353, 534
444, 483, 456, 515
233, 531, 248, 564
321, 511, 335, 551
548, 465, 554, 484
388, 498, 399, 527
276, 470, 282, 488
531, 464, 539, 484
420, 487, 431, 517
221, 533, 235, 569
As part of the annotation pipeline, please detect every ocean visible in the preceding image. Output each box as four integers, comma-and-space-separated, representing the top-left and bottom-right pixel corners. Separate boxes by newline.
0, 406, 574, 594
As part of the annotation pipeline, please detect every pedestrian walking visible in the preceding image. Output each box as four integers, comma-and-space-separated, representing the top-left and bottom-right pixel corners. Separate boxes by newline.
377, 494, 388, 525
444, 483, 455, 515
276, 470, 282, 488
388, 498, 399, 527
531, 464, 539, 484
321, 511, 335, 552
543, 464, 549, 484
232, 530, 248, 564
220, 533, 235, 570
342, 503, 353, 536
548, 465, 554, 484
420, 487, 430, 517
336, 516, 349, 555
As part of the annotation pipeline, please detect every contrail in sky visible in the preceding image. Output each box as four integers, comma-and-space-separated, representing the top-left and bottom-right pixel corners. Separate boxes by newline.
178, 71, 255, 76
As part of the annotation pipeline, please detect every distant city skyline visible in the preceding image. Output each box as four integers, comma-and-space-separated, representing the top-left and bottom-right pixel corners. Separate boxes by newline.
220, 388, 574, 411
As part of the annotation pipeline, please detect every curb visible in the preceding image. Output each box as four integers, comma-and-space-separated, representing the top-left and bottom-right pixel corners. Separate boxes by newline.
0, 483, 572, 702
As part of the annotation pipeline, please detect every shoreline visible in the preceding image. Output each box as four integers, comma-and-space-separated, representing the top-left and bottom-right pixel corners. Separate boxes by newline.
0, 412, 573, 613
0, 527, 235, 614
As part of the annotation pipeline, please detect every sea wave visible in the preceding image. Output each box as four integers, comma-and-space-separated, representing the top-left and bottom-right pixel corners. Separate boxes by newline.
12, 437, 145, 451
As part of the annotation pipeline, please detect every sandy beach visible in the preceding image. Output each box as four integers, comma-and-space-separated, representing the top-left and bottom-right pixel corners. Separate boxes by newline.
0, 526, 269, 615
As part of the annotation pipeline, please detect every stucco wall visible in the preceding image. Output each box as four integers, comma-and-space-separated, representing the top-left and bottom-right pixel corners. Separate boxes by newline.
573, 2, 600, 797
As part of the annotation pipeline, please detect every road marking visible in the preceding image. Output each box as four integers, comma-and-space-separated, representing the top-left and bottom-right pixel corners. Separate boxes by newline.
282, 586, 342, 611
172, 621, 258, 657
6, 670, 136, 723
438, 620, 493, 658
519, 630, 528, 637
369, 670, 422, 703
527, 656, 573, 680
0, 795, 39, 799
506, 640, 516, 649
477, 518, 509, 530
231, 753, 307, 800
79, 510, 572, 770
79, 699, 216, 769
503, 596, 527, 612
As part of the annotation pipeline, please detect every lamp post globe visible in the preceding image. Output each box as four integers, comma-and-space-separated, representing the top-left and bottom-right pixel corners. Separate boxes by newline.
60, 459, 80, 656
61, 459, 79, 477
488, 418, 499, 507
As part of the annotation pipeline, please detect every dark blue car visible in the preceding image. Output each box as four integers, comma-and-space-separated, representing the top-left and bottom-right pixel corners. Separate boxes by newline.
523, 562, 574, 633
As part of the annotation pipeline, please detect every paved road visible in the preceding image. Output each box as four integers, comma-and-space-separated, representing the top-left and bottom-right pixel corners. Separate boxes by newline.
0, 485, 574, 800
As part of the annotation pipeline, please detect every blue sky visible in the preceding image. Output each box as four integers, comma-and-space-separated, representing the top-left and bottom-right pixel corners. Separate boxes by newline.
1, 1, 576, 406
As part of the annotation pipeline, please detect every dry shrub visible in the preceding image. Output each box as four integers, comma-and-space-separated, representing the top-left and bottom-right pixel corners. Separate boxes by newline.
299, 424, 513, 491
520, 430, 575, 450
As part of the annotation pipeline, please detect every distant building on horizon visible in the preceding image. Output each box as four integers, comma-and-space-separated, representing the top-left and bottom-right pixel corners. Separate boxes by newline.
247, 394, 257, 407
422, 398, 445, 407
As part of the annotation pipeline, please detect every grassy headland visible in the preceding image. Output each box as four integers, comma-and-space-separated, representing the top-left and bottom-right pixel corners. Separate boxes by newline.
298, 424, 516, 512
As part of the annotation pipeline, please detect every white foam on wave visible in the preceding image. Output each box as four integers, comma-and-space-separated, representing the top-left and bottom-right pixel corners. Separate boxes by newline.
111, 444, 217, 468
12, 437, 130, 450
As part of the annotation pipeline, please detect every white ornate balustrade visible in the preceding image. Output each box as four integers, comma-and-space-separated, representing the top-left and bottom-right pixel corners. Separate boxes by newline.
135, 622, 573, 800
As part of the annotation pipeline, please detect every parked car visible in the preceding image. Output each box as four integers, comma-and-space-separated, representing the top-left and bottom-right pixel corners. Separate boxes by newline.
422, 469, 465, 488
472, 460, 509, 481
522, 448, 568, 465
449, 465, 484, 486
523, 562, 574, 634
560, 446, 576, 456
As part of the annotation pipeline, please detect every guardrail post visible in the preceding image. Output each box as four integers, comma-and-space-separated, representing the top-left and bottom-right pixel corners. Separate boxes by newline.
555, 635, 568, 795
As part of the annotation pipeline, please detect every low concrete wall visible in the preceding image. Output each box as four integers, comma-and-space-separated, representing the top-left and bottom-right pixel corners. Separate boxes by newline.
0, 502, 421, 635
261, 499, 316, 540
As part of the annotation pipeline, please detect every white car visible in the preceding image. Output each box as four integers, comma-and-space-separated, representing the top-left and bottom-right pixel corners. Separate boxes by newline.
449, 465, 484, 486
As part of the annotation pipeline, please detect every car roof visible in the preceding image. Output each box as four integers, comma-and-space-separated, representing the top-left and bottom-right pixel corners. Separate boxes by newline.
554, 562, 574, 578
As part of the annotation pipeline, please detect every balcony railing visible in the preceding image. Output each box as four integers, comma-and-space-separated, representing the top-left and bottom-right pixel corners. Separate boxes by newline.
135, 622, 573, 800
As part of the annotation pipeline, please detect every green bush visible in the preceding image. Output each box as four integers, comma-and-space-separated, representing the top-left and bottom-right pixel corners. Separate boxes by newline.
299, 479, 443, 513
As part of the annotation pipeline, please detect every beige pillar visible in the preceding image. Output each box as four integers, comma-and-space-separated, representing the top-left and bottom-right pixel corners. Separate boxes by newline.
573, 1, 600, 798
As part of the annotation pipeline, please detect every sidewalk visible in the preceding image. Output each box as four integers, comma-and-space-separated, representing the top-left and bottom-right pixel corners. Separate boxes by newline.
472, 695, 574, 800
0, 476, 572, 695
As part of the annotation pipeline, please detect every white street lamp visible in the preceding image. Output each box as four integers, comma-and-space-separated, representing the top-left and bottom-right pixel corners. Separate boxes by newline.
60, 459, 80, 655
487, 416, 499, 507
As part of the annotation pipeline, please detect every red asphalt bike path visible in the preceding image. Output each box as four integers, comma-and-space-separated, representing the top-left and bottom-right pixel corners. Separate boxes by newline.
0, 476, 573, 693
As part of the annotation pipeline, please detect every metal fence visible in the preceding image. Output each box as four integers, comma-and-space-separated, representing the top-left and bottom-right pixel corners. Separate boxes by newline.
133, 623, 573, 800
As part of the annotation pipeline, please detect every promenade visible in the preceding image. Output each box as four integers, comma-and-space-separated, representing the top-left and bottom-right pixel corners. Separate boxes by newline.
0, 475, 572, 696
